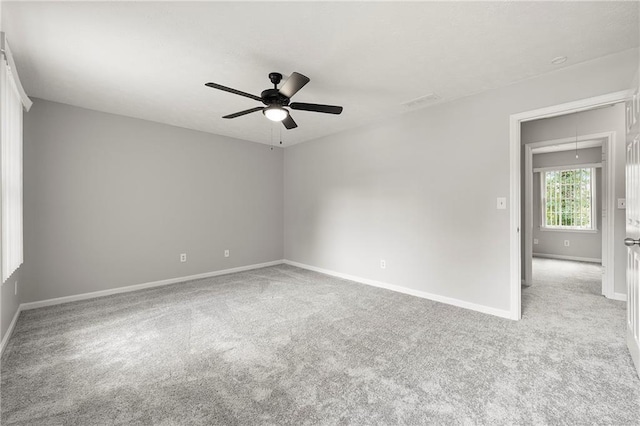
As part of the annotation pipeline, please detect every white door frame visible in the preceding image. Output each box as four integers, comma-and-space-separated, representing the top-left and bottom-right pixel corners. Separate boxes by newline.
523, 133, 615, 299
509, 90, 633, 320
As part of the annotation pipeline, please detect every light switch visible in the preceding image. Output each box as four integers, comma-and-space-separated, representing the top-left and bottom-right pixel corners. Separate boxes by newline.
533, 239, 539, 245
618, 198, 626, 209
497, 197, 507, 210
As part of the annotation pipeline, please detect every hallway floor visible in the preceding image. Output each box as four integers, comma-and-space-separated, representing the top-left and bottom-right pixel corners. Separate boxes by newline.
530, 257, 603, 297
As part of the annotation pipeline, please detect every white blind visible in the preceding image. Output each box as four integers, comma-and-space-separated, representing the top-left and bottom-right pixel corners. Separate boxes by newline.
1, 58, 24, 283
542, 168, 594, 230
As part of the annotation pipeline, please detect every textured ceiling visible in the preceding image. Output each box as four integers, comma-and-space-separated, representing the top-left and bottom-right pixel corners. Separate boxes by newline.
3, 1, 639, 146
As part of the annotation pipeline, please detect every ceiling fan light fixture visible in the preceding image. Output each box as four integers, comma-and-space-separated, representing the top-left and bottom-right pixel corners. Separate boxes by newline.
263, 105, 288, 122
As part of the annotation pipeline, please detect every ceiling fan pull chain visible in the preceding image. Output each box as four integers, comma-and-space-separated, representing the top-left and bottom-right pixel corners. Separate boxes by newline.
270, 124, 274, 150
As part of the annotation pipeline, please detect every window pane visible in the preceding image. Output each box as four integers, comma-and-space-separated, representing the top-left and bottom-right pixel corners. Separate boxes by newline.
543, 168, 593, 230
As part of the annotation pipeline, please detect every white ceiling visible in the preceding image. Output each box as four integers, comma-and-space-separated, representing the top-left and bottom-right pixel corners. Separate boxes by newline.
3, 1, 639, 146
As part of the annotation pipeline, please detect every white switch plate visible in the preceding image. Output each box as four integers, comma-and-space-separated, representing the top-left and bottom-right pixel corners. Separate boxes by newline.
224, 249, 229, 258
564, 240, 570, 247
618, 198, 626, 209
380, 260, 386, 269
496, 197, 507, 210
533, 239, 539, 245
180, 253, 187, 262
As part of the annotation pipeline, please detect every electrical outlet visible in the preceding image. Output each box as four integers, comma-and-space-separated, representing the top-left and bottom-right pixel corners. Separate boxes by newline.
224, 249, 229, 258
180, 253, 187, 262
380, 260, 386, 269
564, 240, 570, 247
14, 281, 17, 296
533, 239, 539, 245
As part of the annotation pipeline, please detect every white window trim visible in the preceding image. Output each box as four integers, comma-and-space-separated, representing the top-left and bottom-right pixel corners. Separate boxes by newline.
540, 166, 597, 233
538, 227, 598, 234
0, 33, 28, 285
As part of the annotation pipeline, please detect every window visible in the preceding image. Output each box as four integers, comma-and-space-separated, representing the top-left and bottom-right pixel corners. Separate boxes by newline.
541, 168, 595, 231
1, 43, 24, 283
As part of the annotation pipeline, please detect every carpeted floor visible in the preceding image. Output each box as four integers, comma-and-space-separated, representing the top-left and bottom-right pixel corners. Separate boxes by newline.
1, 259, 638, 425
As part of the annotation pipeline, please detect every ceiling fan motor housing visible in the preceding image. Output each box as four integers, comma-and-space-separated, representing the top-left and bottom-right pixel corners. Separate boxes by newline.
261, 88, 290, 106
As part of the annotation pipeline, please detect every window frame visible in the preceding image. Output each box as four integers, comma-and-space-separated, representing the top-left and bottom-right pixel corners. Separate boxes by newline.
539, 166, 597, 233
0, 57, 25, 283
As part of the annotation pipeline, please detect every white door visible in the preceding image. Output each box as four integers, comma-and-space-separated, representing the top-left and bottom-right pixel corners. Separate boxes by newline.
625, 89, 640, 378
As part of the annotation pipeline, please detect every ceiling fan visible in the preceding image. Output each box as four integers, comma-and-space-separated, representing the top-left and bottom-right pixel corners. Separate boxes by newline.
205, 72, 343, 129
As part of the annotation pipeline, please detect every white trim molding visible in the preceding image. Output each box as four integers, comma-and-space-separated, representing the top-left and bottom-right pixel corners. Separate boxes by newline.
612, 292, 628, 302
283, 259, 512, 320
2, 260, 284, 354
524, 131, 614, 299
538, 227, 598, 234
628, 327, 640, 377
0, 303, 21, 356
0, 32, 32, 111
533, 253, 602, 264
510, 90, 633, 320
20, 260, 284, 311
533, 162, 602, 173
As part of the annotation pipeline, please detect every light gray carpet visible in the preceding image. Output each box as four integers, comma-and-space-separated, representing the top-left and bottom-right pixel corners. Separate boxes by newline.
1, 260, 639, 425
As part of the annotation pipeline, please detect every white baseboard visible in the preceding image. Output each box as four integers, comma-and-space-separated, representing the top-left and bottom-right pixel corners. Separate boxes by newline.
283, 260, 513, 320
1, 304, 22, 357
21, 260, 284, 311
610, 292, 628, 302
5, 258, 514, 352
533, 253, 602, 264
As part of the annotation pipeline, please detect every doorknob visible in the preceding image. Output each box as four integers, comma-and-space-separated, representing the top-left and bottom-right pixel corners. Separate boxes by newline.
624, 237, 640, 247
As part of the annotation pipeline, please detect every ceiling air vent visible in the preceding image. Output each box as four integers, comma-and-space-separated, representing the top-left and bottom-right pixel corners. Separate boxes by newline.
402, 93, 440, 109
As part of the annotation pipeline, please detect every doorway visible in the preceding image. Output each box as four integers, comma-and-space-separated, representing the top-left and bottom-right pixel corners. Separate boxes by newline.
522, 133, 613, 302
509, 90, 633, 320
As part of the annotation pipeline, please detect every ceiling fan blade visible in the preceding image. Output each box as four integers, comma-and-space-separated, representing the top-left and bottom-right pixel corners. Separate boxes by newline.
290, 102, 343, 115
282, 114, 298, 129
222, 107, 264, 119
278, 72, 310, 98
205, 82, 263, 102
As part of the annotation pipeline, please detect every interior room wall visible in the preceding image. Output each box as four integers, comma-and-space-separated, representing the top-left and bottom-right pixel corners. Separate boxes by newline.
1, 270, 20, 341
531, 147, 602, 262
0, 0, 23, 344
284, 48, 638, 315
22, 99, 284, 303
522, 103, 627, 295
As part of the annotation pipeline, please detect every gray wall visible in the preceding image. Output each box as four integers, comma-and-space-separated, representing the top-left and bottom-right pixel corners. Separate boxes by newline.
531, 148, 602, 261
522, 103, 627, 295
284, 49, 638, 313
0, 0, 23, 343
22, 99, 284, 303
1, 268, 20, 341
